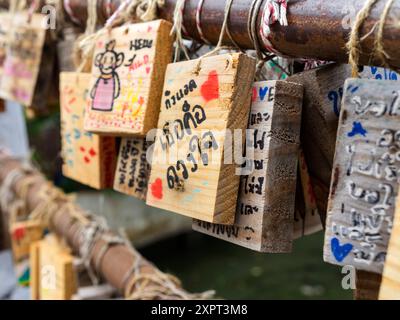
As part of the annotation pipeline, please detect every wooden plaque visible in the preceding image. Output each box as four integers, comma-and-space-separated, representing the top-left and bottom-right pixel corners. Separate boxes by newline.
380, 193, 400, 299
60, 72, 117, 189
31, 235, 77, 300
114, 137, 151, 200
289, 64, 399, 217
0, 12, 46, 106
10, 220, 45, 262
84, 20, 173, 136
324, 79, 400, 273
146, 53, 256, 224
193, 80, 303, 251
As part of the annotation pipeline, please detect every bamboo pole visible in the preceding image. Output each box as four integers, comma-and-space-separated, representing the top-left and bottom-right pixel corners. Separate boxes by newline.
1, 0, 399, 69
0, 155, 210, 299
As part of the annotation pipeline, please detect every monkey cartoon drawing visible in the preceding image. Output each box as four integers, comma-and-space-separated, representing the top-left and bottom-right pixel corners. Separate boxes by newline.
91, 40, 124, 112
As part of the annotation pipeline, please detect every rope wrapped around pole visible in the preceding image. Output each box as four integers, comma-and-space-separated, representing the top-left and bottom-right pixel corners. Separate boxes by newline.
0, 154, 214, 300
0, 0, 398, 69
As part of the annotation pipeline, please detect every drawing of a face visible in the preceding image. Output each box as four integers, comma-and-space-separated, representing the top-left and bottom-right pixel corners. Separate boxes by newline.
94, 40, 124, 76
90, 40, 125, 112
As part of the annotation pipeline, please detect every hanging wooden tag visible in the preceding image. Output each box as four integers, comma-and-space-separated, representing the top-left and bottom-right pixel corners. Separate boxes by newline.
193, 80, 303, 251
84, 19, 173, 136
60, 72, 117, 189
0, 12, 47, 106
324, 79, 400, 273
10, 220, 45, 262
146, 53, 256, 224
30, 235, 77, 300
379, 192, 400, 299
114, 137, 151, 200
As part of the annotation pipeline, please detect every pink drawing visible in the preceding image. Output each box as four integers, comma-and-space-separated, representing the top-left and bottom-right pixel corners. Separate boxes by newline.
91, 40, 125, 112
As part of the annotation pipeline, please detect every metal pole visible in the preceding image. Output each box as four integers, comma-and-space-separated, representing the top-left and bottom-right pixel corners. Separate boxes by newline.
1, 0, 398, 69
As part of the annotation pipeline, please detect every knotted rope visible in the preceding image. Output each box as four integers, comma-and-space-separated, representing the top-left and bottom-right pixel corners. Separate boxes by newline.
171, 0, 190, 61
375, 0, 400, 73
73, 0, 98, 72
259, 0, 289, 56
347, 0, 400, 77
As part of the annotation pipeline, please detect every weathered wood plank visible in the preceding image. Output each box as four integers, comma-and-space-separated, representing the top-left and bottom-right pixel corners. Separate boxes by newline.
193, 80, 303, 252
147, 53, 256, 224
324, 79, 400, 274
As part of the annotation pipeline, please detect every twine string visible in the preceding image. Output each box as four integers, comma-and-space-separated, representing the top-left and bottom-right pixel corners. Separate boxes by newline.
171, 0, 190, 62
74, 0, 99, 72
375, 0, 400, 73
195, 0, 211, 44
259, 0, 289, 56
347, 0, 379, 77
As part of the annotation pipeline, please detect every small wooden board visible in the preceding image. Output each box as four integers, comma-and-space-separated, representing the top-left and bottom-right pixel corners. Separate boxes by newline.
10, 220, 45, 262
60, 72, 117, 189
30, 235, 77, 300
380, 193, 400, 299
84, 20, 173, 136
193, 80, 303, 252
147, 53, 256, 224
0, 12, 46, 106
114, 137, 151, 200
324, 79, 400, 274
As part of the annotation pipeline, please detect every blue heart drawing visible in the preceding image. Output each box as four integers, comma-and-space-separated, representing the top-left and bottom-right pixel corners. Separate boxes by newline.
331, 238, 353, 263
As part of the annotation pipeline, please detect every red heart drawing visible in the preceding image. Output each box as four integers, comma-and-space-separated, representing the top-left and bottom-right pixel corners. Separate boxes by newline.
201, 70, 220, 102
89, 148, 97, 157
151, 178, 163, 200
13, 227, 26, 241
146, 67, 151, 74
147, 26, 152, 32
84, 156, 91, 164
252, 87, 257, 102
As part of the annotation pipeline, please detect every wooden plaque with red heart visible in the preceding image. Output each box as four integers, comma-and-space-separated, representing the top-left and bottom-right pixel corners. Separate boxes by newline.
84, 20, 173, 136
146, 53, 256, 224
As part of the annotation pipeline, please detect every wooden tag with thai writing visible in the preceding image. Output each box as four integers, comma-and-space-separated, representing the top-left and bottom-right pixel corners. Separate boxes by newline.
146, 53, 256, 224
193, 80, 303, 251
324, 79, 400, 273
380, 193, 400, 299
60, 72, 117, 189
30, 235, 77, 300
114, 137, 151, 200
10, 220, 45, 262
84, 20, 173, 136
0, 12, 46, 106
